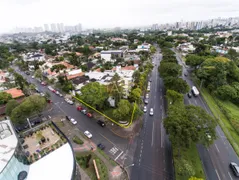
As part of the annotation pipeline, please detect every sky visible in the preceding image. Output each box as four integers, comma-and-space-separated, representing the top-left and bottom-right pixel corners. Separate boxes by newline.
1, 0, 239, 33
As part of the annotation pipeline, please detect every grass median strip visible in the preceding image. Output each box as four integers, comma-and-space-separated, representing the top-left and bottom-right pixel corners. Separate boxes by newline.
174, 143, 205, 180
200, 87, 239, 156
72, 135, 84, 145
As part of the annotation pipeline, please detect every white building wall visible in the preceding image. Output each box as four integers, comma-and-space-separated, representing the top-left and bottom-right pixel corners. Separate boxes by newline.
101, 54, 112, 62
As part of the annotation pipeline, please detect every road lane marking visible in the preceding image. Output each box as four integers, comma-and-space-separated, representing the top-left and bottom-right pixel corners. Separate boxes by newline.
194, 99, 198, 105
115, 151, 124, 161
215, 169, 221, 180
161, 122, 164, 148
99, 133, 116, 146
215, 144, 220, 153
151, 122, 155, 146
228, 172, 233, 180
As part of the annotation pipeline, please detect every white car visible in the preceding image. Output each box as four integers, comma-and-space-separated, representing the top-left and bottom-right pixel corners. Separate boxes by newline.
149, 108, 154, 116
70, 118, 77, 125
84, 131, 92, 139
146, 94, 149, 99
31, 76, 35, 79
143, 106, 147, 113
40, 92, 45, 97
65, 98, 74, 105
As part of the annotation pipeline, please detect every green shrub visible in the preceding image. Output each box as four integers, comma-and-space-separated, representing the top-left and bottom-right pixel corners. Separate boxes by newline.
72, 136, 84, 145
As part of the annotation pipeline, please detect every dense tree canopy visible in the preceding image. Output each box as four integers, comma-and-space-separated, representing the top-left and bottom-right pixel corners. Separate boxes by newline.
0, 92, 12, 105
159, 62, 182, 78
80, 82, 108, 109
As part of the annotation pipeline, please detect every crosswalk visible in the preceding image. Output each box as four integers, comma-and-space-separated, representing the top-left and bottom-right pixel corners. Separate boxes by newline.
109, 147, 119, 155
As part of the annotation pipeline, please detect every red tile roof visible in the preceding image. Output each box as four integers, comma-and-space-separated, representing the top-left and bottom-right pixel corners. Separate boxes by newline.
4, 88, 24, 99
67, 72, 85, 80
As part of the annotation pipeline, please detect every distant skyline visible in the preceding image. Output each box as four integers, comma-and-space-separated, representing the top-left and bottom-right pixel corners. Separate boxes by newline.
1, 0, 239, 33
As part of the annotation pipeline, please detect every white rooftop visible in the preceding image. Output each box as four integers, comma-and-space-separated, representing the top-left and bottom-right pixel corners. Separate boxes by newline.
0, 120, 18, 173
27, 143, 74, 180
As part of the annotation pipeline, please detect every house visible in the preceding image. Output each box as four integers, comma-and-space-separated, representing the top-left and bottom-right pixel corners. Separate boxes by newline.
136, 43, 151, 52
124, 54, 141, 64
4, 88, 25, 99
40, 61, 76, 80
177, 43, 196, 53
23, 53, 45, 62
100, 50, 125, 62
66, 69, 84, 80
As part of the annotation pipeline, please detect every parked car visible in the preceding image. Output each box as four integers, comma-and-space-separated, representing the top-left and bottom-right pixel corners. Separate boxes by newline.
77, 106, 83, 111
149, 108, 154, 116
97, 120, 105, 127
65, 98, 74, 105
25, 71, 30, 75
230, 162, 239, 177
40, 92, 45, 97
41, 81, 47, 86
65, 116, 77, 125
48, 86, 56, 93
143, 106, 147, 113
86, 113, 93, 118
97, 143, 105, 150
47, 99, 52, 103
84, 131, 92, 139
146, 94, 149, 99
144, 99, 149, 104
81, 109, 87, 114
31, 76, 35, 79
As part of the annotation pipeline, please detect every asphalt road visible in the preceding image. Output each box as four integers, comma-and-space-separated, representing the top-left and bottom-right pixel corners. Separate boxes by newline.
175, 51, 239, 180
12, 66, 137, 169
131, 48, 174, 180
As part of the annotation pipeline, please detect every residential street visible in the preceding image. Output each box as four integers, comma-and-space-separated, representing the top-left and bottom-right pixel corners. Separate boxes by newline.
175, 51, 239, 180
131, 47, 174, 180
12, 66, 137, 171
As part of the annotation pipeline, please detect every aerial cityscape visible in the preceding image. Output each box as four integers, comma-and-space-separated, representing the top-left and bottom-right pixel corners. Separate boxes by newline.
1, 0, 239, 180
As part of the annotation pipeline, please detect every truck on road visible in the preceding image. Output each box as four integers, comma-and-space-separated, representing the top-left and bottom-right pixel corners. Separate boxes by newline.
191, 86, 199, 96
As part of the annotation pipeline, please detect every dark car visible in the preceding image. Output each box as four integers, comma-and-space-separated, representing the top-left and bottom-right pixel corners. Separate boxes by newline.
97, 120, 105, 127
25, 71, 30, 75
230, 162, 239, 177
97, 143, 105, 150
187, 92, 192, 98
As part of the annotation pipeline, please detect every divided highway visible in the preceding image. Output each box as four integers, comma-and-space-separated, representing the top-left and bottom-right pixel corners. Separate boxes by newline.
175, 51, 239, 180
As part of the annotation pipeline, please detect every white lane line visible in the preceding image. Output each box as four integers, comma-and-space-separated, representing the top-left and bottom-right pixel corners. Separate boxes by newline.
151, 122, 155, 147
215, 169, 221, 180
228, 172, 233, 180
161, 122, 164, 148
194, 99, 198, 105
115, 151, 124, 161
215, 144, 220, 153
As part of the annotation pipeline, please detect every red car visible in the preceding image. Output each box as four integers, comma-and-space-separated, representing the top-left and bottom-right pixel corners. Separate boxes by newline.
47, 99, 52, 103
77, 106, 83, 111
86, 113, 93, 118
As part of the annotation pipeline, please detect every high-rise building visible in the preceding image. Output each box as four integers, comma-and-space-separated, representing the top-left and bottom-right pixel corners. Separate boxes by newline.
51, 23, 57, 32
60, 23, 64, 33
44, 24, 49, 32
151, 24, 159, 31
0, 120, 30, 180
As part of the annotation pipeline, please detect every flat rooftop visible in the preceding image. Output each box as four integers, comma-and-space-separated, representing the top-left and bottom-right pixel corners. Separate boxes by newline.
0, 120, 18, 173
27, 143, 74, 180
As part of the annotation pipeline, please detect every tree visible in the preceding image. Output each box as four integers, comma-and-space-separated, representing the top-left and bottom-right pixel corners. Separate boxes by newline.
34, 69, 43, 80
5, 99, 19, 116
185, 55, 205, 68
166, 89, 184, 105
50, 64, 67, 73
113, 99, 131, 121
227, 48, 238, 61
164, 77, 189, 94
109, 73, 123, 105
164, 104, 216, 155
129, 88, 142, 103
132, 70, 141, 84
216, 85, 237, 101
0, 92, 12, 105
80, 82, 108, 109
10, 95, 47, 125
45, 92, 51, 100
13, 72, 27, 90
159, 62, 182, 78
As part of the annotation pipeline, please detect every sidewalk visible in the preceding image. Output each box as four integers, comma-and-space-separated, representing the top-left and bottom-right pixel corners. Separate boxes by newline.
52, 116, 128, 180
107, 116, 143, 139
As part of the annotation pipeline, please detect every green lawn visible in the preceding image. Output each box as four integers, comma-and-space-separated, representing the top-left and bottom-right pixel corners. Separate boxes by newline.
72, 135, 84, 145
76, 152, 109, 180
174, 144, 205, 180
200, 88, 239, 156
